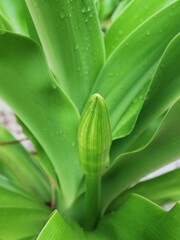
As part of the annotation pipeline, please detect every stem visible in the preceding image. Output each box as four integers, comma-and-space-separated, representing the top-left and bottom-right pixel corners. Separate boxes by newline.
85, 175, 101, 230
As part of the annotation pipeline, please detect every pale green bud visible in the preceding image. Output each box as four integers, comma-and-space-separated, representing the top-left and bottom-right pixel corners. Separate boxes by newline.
78, 94, 112, 177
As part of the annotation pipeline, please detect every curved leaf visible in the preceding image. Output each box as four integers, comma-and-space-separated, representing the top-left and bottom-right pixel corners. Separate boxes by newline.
0, 175, 50, 211
0, 11, 12, 31
102, 99, 180, 211
108, 168, 180, 212
26, 0, 105, 111
16, 117, 59, 187
0, 126, 51, 202
0, 208, 50, 240
91, 194, 165, 240
146, 203, 180, 239
0, 32, 82, 206
0, 176, 51, 240
37, 195, 180, 240
37, 210, 85, 240
110, 33, 180, 160
105, 0, 177, 56
93, 1, 180, 139
0, 0, 39, 41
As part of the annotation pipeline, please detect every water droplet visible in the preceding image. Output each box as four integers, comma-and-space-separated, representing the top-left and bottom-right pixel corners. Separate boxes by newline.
146, 31, 150, 36
71, 142, 76, 147
81, 8, 86, 13
60, 14, 65, 20
51, 83, 57, 89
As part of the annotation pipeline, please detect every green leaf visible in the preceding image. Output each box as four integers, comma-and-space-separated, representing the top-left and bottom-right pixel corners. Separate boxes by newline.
108, 168, 180, 212
98, 0, 119, 20
16, 117, 59, 188
93, 1, 180, 139
0, 176, 51, 240
37, 210, 85, 240
37, 194, 180, 240
0, 32, 82, 206
105, 0, 177, 56
0, 11, 12, 31
112, 0, 132, 20
0, 208, 50, 240
146, 203, 180, 240
0, 126, 51, 202
0, 175, 50, 211
0, 0, 39, 41
102, 99, 180, 212
25, 0, 105, 111
110, 33, 180, 160
90, 194, 165, 240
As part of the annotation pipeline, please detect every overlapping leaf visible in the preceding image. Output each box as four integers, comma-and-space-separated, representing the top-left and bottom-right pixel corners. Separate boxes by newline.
102, 99, 180, 211
110, 33, 180, 161
0, 126, 51, 201
26, 0, 105, 111
105, 0, 178, 56
0, 0, 39, 41
0, 32, 82, 206
0, 176, 51, 240
37, 194, 180, 240
93, 1, 180, 139
108, 168, 180, 212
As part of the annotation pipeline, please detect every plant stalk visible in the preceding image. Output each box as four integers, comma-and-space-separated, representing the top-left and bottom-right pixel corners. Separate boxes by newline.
85, 175, 101, 230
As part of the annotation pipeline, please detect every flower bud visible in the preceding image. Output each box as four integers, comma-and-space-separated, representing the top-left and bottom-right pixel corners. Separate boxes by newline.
78, 94, 112, 177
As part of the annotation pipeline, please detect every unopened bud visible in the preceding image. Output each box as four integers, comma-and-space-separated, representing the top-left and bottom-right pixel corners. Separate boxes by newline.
78, 94, 112, 177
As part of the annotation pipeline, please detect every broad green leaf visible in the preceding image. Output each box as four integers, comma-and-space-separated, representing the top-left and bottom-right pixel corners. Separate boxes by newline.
0, 175, 50, 212
102, 99, 180, 211
105, 0, 177, 56
146, 203, 180, 240
0, 32, 82, 206
0, 0, 39, 41
108, 169, 180, 212
110, 33, 180, 160
16, 117, 59, 187
26, 0, 105, 111
0, 176, 51, 240
93, 1, 180, 139
0, 126, 51, 202
37, 210, 85, 240
38, 195, 180, 240
89, 194, 165, 240
0, 208, 50, 240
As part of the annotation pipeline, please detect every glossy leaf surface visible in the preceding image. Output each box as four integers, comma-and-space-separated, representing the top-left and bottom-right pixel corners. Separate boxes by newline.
0, 32, 82, 205
26, 0, 105, 111
93, 1, 180, 139
102, 99, 180, 211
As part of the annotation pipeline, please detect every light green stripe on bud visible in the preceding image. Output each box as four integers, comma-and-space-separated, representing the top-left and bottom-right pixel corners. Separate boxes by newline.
78, 93, 112, 177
